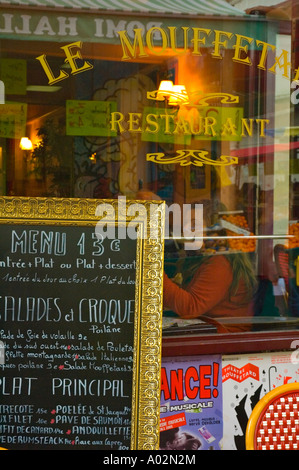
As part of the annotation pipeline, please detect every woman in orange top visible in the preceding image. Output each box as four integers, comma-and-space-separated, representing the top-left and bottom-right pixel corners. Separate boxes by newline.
163, 199, 257, 328
163, 252, 257, 321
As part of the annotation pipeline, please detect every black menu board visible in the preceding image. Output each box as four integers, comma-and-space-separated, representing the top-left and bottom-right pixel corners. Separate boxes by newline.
0, 197, 165, 450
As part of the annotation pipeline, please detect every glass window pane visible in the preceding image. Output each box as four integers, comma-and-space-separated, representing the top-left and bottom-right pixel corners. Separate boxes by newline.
0, 1, 298, 334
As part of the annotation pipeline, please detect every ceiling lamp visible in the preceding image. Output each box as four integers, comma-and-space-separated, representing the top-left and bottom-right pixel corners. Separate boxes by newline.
157, 80, 174, 99
19, 137, 33, 150
157, 80, 189, 106
169, 85, 189, 106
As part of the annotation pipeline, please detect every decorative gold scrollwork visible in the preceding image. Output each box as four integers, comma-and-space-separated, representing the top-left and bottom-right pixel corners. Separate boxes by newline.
189, 92, 239, 107
146, 149, 238, 167
147, 90, 239, 107
147, 89, 189, 105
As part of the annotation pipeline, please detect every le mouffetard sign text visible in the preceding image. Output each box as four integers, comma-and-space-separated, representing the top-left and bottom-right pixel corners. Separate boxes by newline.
32, 21, 295, 167
35, 26, 297, 83
0, 197, 165, 450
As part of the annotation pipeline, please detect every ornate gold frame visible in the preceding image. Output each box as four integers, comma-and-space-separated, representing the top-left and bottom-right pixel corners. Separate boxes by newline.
0, 196, 165, 450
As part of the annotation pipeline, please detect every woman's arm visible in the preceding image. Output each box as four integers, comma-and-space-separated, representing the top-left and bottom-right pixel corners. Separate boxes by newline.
163, 256, 233, 318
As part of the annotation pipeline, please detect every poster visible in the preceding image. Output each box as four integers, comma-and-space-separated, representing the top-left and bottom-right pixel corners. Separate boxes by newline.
0, 103, 27, 139
160, 355, 223, 451
66, 100, 117, 137
0, 59, 27, 95
222, 351, 299, 450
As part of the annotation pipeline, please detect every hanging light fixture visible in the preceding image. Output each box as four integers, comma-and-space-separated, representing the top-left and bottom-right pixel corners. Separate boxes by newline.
169, 85, 189, 106
157, 80, 174, 100
19, 137, 33, 150
157, 80, 189, 106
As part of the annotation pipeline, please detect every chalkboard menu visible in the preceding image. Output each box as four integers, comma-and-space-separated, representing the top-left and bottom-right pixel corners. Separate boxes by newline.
0, 197, 165, 450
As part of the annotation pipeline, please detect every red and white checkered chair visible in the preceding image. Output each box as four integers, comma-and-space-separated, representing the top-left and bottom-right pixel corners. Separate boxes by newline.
246, 383, 299, 450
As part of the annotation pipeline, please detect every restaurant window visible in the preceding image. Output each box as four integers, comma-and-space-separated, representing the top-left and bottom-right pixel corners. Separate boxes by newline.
0, 0, 298, 336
